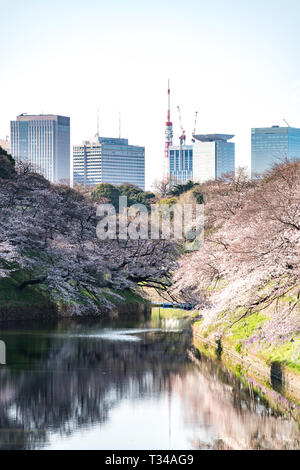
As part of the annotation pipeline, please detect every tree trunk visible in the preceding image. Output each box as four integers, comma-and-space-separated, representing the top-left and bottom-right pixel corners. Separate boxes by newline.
18, 277, 47, 291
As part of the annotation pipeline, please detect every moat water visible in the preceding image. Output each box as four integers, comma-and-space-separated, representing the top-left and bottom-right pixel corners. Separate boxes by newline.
0, 315, 299, 450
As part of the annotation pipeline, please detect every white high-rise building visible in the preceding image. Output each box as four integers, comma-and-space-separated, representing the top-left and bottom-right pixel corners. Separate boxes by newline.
193, 134, 235, 183
73, 137, 145, 189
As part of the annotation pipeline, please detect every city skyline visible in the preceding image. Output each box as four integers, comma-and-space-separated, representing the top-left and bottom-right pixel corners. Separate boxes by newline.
4, 113, 300, 187
2, 1, 300, 188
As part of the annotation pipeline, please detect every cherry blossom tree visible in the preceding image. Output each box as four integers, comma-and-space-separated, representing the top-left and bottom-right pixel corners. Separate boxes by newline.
171, 161, 300, 342
0, 160, 178, 314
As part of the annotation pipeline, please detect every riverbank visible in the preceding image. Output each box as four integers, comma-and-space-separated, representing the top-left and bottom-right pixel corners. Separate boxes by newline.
192, 307, 300, 413
0, 275, 151, 323
191, 280, 300, 399
192, 333, 300, 422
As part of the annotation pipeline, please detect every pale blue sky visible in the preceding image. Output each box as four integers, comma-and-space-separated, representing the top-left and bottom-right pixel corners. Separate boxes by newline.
1, 0, 300, 187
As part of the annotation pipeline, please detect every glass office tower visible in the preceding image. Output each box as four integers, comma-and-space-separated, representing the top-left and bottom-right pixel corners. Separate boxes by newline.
193, 134, 235, 183
10, 114, 70, 183
169, 145, 193, 184
73, 137, 145, 190
251, 126, 300, 177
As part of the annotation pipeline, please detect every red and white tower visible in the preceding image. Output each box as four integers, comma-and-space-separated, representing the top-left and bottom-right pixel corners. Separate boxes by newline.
164, 79, 173, 181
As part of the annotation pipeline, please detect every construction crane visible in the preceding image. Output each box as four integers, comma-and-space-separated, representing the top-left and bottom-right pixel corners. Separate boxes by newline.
177, 105, 186, 147
192, 111, 198, 142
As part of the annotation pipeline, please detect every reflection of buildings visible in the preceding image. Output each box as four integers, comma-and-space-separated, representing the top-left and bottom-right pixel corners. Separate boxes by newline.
73, 137, 145, 189
10, 114, 70, 183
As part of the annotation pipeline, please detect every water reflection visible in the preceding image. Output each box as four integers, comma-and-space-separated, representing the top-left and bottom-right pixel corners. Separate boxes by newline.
0, 319, 299, 450
174, 354, 300, 450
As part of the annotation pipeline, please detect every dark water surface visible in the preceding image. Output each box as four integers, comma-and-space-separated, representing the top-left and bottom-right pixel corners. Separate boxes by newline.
0, 316, 299, 450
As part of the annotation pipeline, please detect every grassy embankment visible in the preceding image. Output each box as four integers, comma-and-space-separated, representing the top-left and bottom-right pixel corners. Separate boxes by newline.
194, 290, 300, 373
0, 273, 51, 309
152, 307, 199, 320
0, 270, 147, 319
193, 285, 300, 405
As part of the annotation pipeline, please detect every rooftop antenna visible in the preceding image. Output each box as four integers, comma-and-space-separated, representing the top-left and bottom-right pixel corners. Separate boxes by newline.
119, 112, 121, 139
283, 118, 291, 128
97, 108, 100, 137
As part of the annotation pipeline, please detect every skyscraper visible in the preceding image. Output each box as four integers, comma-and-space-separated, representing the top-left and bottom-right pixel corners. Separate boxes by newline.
251, 126, 300, 177
169, 145, 193, 184
73, 137, 145, 189
193, 134, 235, 183
10, 114, 70, 183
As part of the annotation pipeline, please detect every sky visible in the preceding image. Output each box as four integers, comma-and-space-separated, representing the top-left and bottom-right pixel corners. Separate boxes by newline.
1, 0, 300, 188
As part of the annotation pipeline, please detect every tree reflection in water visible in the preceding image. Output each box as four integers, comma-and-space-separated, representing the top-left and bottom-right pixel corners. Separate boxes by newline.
0, 321, 190, 449
0, 320, 299, 450
173, 353, 300, 450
